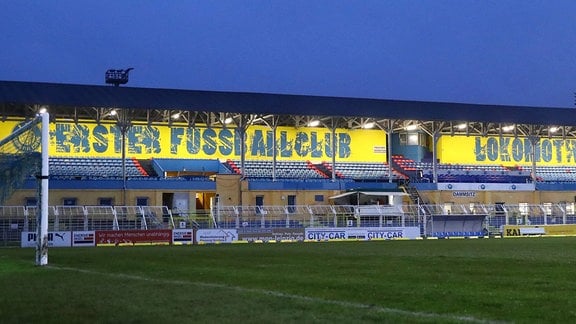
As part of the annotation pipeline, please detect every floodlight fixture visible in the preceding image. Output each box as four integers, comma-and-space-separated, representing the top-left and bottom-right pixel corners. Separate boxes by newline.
171, 112, 181, 120
224, 117, 234, 124
105, 68, 134, 87
456, 123, 467, 130
38, 107, 47, 114
549, 126, 559, 133
502, 125, 515, 132
405, 124, 418, 131
362, 121, 375, 129
307, 120, 320, 127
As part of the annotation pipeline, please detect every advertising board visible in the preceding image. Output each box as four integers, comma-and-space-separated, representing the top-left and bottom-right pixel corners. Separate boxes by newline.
502, 224, 576, 237
237, 228, 305, 242
72, 231, 96, 247
304, 227, 420, 241
172, 229, 194, 245
95, 229, 172, 246
196, 229, 238, 244
21, 231, 72, 248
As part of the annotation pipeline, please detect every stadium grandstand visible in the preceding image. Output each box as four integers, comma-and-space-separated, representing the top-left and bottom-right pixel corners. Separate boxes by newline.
3, 80, 576, 246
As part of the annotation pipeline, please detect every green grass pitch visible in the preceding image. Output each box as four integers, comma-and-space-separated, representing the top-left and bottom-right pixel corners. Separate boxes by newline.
1, 237, 576, 323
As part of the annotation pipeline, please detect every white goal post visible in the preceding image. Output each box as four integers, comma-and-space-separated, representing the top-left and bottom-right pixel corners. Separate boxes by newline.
36, 112, 49, 266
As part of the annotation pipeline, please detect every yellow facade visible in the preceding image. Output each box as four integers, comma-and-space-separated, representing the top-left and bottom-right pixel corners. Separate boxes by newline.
0, 120, 387, 162
439, 135, 576, 166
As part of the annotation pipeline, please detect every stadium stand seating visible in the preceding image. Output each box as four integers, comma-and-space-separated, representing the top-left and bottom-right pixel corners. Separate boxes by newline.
532, 166, 576, 182
226, 160, 328, 179
225, 159, 406, 181
49, 157, 147, 179
391, 155, 532, 183
320, 161, 406, 181
45, 156, 576, 184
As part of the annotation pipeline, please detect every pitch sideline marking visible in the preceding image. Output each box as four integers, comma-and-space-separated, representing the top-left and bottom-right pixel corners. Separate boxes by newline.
48, 265, 507, 324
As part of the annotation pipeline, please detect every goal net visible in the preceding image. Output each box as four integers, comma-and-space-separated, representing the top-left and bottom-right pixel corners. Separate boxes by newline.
0, 117, 42, 203
0, 113, 49, 265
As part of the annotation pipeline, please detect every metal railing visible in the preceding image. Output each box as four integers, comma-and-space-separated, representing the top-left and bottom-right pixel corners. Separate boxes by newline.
3, 203, 576, 245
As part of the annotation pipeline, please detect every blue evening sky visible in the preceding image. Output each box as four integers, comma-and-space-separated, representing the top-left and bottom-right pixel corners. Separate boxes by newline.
1, 1, 576, 108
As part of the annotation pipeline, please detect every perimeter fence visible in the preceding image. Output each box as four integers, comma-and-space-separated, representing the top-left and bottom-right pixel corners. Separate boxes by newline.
2, 203, 576, 245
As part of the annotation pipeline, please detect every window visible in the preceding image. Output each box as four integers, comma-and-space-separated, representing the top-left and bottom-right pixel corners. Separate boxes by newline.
25, 197, 37, 206
399, 133, 407, 145
98, 198, 113, 206
287, 195, 296, 213
136, 197, 149, 206
443, 202, 453, 215
469, 202, 475, 212
566, 202, 575, 215
519, 203, 529, 216
407, 134, 419, 145
543, 203, 552, 216
314, 195, 324, 202
63, 198, 77, 206
495, 202, 505, 215
255, 196, 264, 214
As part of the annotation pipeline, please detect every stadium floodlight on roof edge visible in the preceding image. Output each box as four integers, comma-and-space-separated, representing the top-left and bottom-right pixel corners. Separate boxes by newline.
105, 68, 134, 87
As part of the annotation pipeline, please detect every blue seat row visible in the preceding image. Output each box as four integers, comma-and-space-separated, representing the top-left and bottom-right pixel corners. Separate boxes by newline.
432, 231, 485, 238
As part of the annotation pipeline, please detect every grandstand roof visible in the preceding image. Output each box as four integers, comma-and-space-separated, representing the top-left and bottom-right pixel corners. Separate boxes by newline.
0, 80, 574, 137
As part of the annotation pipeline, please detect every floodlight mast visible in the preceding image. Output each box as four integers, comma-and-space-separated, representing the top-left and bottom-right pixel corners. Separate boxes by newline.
105, 68, 134, 87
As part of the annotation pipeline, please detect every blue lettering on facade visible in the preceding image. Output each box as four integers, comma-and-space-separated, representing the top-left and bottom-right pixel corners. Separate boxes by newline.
251, 129, 266, 156
541, 139, 552, 162
186, 128, 201, 154
294, 132, 309, 157
499, 137, 510, 161
473, 137, 576, 164
51, 123, 357, 159
338, 133, 351, 158
202, 128, 217, 155
170, 127, 184, 154
310, 132, 323, 158
55, 123, 90, 153
486, 138, 498, 161
92, 125, 108, 153
511, 138, 523, 162
219, 128, 234, 155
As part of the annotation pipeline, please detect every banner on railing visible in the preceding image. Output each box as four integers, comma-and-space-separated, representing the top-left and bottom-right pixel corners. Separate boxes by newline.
196, 229, 238, 244
95, 229, 172, 246
72, 231, 95, 247
21, 231, 72, 248
304, 227, 420, 241
238, 228, 305, 242
502, 224, 576, 237
172, 229, 194, 245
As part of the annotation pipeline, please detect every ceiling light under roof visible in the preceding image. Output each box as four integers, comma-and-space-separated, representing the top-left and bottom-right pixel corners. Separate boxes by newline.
307, 120, 320, 127
362, 122, 375, 129
405, 124, 418, 131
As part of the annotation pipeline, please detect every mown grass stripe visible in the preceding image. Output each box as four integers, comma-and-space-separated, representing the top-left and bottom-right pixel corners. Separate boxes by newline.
48, 265, 507, 324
